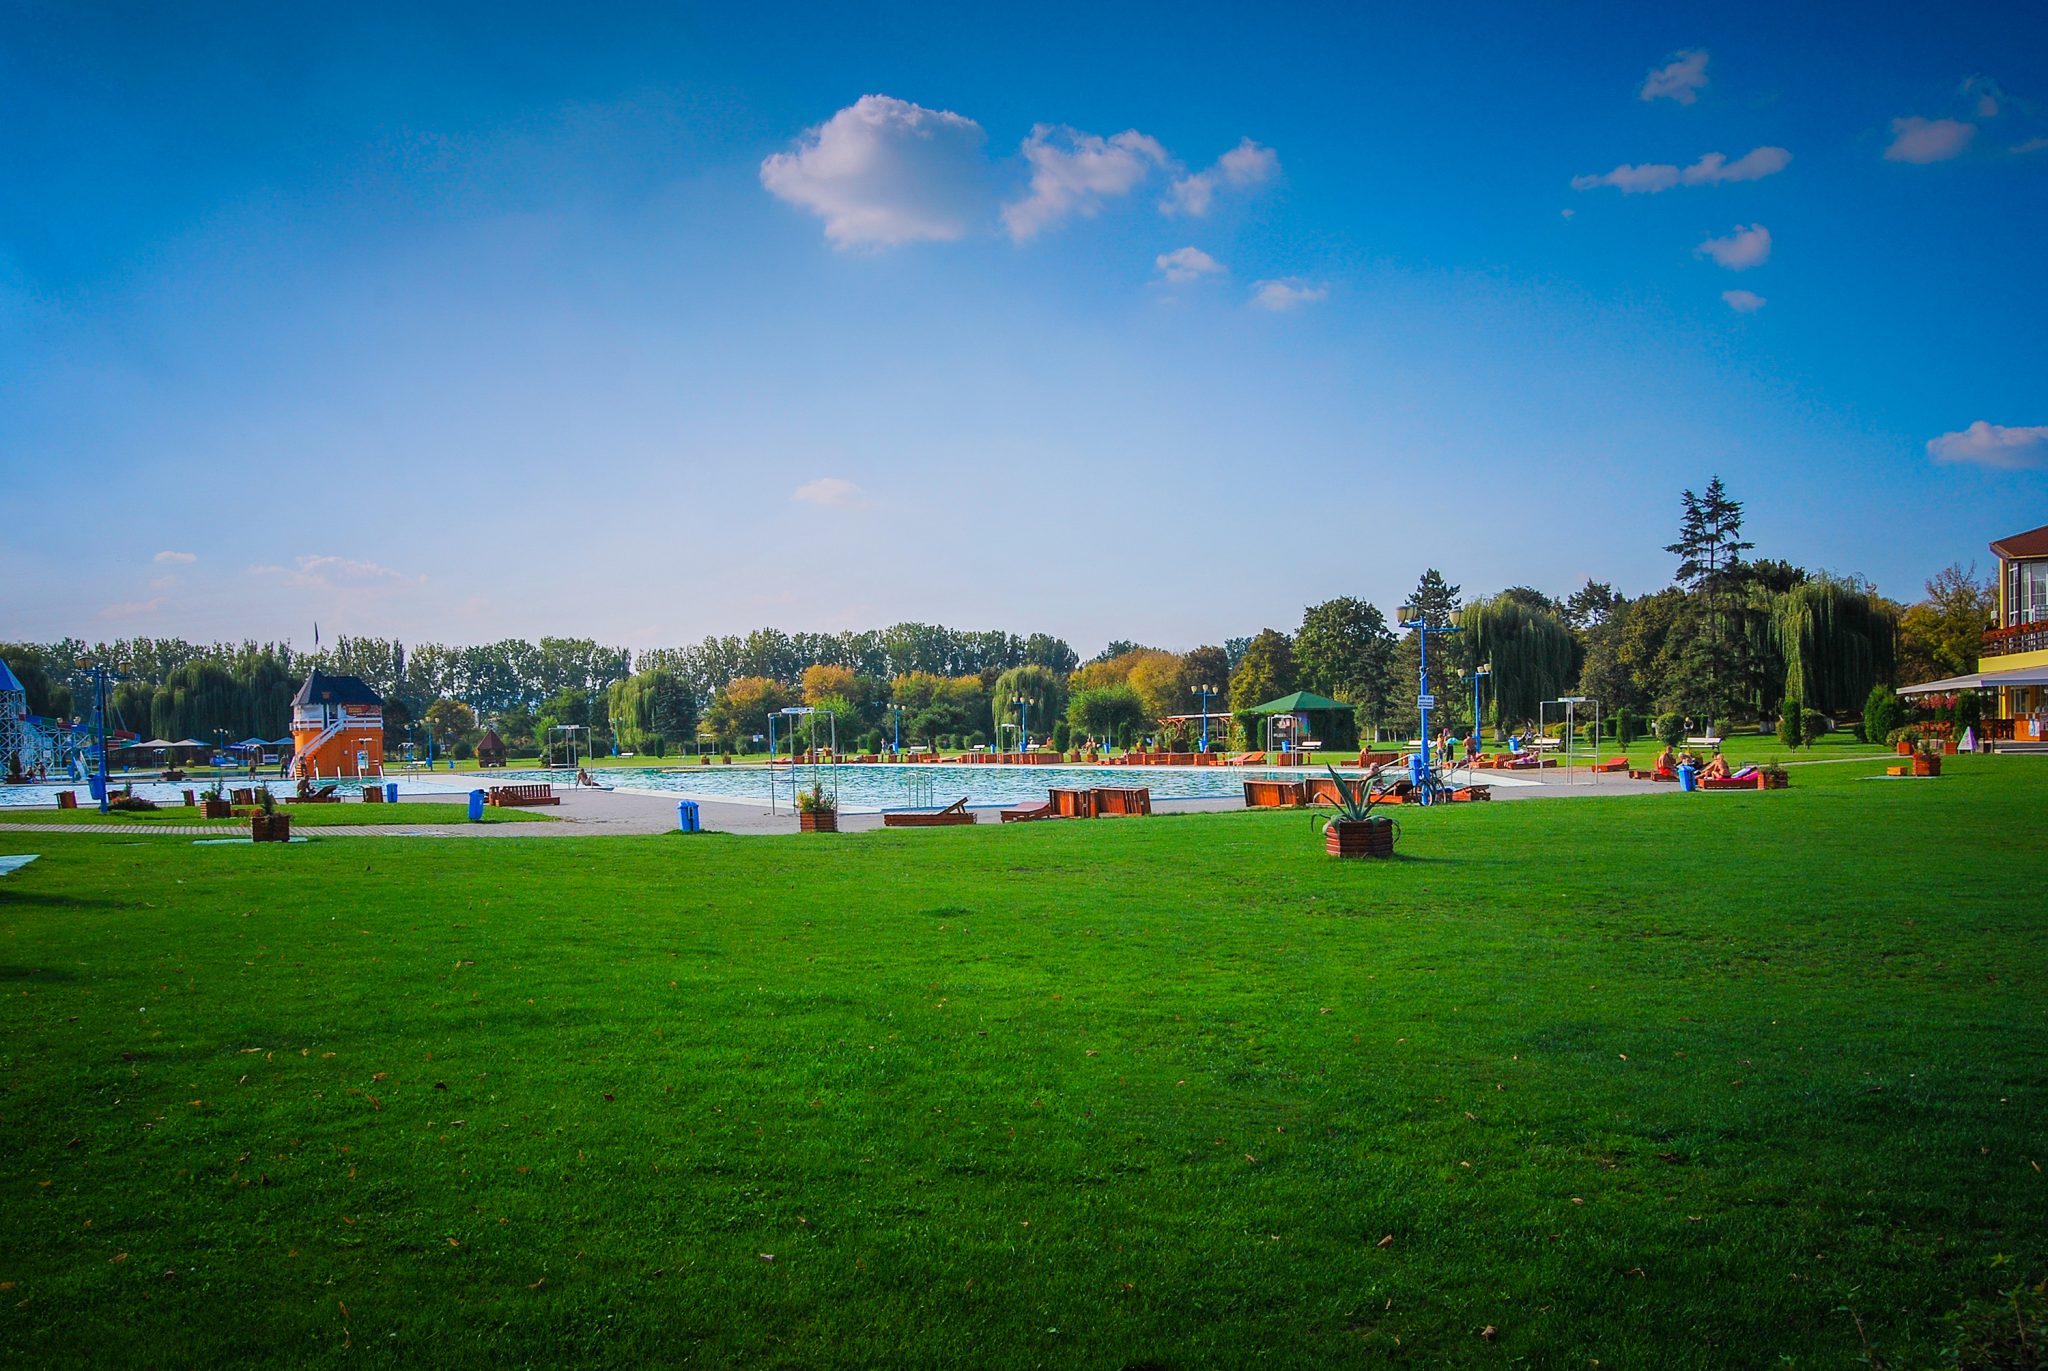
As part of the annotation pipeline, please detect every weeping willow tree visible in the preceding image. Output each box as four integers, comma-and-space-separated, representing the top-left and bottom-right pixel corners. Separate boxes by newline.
1774, 580, 1899, 716
1458, 594, 1580, 728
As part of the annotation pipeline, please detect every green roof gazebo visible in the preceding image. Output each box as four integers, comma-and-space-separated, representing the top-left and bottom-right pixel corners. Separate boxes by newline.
1246, 690, 1352, 758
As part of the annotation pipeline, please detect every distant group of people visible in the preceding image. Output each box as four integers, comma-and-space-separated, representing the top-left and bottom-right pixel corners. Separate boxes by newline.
1651, 744, 1755, 783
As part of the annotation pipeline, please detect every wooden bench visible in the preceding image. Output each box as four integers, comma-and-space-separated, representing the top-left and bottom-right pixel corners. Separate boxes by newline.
883, 798, 976, 827
1683, 736, 1723, 749
1244, 777, 1308, 808
487, 784, 561, 807
1092, 786, 1152, 817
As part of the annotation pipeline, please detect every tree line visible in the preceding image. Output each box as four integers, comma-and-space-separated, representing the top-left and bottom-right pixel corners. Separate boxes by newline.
1, 480, 1997, 757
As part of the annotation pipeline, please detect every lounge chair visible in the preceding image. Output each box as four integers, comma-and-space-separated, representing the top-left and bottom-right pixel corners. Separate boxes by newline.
883, 798, 977, 827
1591, 756, 1630, 773
1000, 799, 1056, 822
1091, 787, 1152, 817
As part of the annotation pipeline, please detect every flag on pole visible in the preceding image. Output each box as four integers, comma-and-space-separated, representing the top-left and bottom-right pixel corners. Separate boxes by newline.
314, 622, 320, 648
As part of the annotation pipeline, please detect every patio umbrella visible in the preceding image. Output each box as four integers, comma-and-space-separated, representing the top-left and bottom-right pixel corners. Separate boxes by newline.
171, 738, 209, 749
136, 739, 176, 749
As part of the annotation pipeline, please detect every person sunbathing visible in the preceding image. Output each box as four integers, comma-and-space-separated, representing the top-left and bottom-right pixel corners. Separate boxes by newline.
1651, 745, 1679, 779
576, 767, 598, 787
1701, 751, 1732, 780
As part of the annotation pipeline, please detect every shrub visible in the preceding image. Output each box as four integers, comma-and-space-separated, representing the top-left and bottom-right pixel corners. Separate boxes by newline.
1614, 708, 1639, 746
1655, 713, 1685, 747
1859, 684, 1900, 750
1052, 721, 1071, 752
1954, 691, 1984, 734
1778, 702, 1804, 749
1802, 710, 1829, 744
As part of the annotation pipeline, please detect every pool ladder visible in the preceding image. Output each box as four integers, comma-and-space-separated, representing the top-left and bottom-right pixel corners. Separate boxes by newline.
904, 774, 934, 809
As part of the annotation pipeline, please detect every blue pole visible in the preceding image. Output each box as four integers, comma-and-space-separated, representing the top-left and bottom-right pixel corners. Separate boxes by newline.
892, 706, 900, 756
1019, 698, 1028, 755
94, 666, 109, 815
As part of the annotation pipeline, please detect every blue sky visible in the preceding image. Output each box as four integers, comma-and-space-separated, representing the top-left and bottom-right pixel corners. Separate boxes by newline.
3, 1, 2045, 654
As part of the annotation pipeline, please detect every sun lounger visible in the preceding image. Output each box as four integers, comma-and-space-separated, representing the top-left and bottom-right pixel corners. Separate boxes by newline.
1592, 757, 1629, 773
883, 798, 977, 827
1227, 752, 1266, 766
1000, 799, 1056, 822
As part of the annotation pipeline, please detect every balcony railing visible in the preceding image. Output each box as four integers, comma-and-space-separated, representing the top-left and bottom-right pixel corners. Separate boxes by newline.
1982, 621, 2048, 658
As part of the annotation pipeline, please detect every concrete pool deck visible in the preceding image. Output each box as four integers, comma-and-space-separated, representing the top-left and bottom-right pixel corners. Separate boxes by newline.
0, 766, 1691, 838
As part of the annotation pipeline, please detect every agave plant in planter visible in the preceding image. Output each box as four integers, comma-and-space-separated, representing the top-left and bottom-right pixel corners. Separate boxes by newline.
796, 783, 838, 833
249, 787, 292, 843
1320, 765, 1398, 859
201, 779, 233, 819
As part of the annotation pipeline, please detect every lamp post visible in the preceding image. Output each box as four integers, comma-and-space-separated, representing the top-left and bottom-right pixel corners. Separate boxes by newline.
890, 704, 903, 756
1398, 605, 1463, 805
1193, 683, 1215, 753
214, 728, 229, 794
1466, 662, 1492, 744
1017, 695, 1033, 756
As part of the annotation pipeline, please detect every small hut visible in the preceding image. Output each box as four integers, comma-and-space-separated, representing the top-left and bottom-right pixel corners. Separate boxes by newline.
475, 729, 508, 768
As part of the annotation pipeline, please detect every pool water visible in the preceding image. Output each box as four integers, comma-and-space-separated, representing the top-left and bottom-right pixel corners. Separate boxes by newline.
431, 762, 1322, 813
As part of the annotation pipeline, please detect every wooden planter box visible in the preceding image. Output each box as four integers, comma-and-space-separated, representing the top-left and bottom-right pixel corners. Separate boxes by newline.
1897, 741, 1913, 756
1325, 816, 1396, 859
201, 798, 233, 819
249, 814, 293, 843
798, 809, 838, 833
1912, 754, 1941, 777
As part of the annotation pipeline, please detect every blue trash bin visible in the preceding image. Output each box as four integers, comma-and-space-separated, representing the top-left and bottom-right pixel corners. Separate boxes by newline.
677, 800, 701, 834
384, 782, 398, 804
467, 789, 485, 822
88, 776, 106, 802
1678, 763, 1697, 792
1408, 752, 1426, 786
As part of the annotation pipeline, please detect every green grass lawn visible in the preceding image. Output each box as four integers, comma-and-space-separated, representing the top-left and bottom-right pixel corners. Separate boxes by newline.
1, 757, 2042, 1367
0, 803, 548, 827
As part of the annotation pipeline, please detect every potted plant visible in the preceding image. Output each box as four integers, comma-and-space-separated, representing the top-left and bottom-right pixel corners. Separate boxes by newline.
201, 779, 233, 819
1911, 744, 1941, 778
250, 787, 292, 843
797, 783, 838, 833
1320, 765, 1397, 859
1756, 761, 1790, 790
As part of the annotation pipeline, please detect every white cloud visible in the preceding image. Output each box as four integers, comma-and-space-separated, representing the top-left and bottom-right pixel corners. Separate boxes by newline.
2011, 136, 2048, 155
153, 549, 196, 564
1721, 289, 1767, 313
791, 477, 873, 509
101, 596, 168, 620
1697, 223, 1771, 270
1155, 246, 1225, 283
1163, 137, 1280, 216
1003, 125, 1168, 241
1641, 49, 1710, 105
148, 575, 178, 592
1885, 116, 1975, 163
1963, 75, 2005, 119
250, 555, 422, 590
1927, 421, 2048, 470
1249, 277, 1327, 311
1571, 146, 1790, 193
760, 95, 988, 248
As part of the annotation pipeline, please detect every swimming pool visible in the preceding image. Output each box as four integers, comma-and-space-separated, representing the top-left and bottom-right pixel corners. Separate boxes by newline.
420, 762, 1324, 813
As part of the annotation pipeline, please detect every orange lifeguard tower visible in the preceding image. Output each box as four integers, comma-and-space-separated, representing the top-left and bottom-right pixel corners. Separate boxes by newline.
290, 668, 384, 779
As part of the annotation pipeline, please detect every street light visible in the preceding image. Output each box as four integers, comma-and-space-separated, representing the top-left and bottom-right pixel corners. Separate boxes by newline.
1016, 695, 1035, 756
1398, 604, 1463, 805
1464, 662, 1492, 744
1192, 682, 1216, 753
214, 727, 229, 794
890, 704, 903, 757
